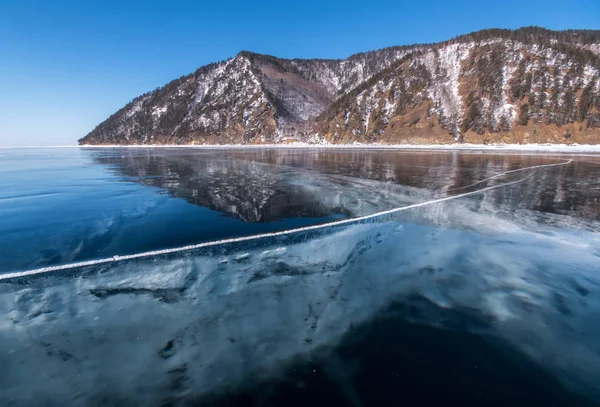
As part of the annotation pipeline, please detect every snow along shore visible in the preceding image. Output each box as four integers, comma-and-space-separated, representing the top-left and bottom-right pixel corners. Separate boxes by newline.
4, 143, 600, 153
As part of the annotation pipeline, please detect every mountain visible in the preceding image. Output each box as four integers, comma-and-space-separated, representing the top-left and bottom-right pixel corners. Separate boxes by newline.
79, 27, 600, 146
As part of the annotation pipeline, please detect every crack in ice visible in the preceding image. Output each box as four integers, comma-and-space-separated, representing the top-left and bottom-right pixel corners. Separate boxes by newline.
0, 160, 573, 281
448, 160, 573, 191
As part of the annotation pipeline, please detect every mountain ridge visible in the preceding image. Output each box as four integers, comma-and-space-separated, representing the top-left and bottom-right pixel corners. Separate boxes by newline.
79, 26, 600, 146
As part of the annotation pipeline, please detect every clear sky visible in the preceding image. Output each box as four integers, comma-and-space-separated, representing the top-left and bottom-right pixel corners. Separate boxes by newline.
1, 0, 599, 146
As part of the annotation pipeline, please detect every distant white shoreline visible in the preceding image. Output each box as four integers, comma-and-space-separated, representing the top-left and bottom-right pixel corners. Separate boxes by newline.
3, 143, 600, 153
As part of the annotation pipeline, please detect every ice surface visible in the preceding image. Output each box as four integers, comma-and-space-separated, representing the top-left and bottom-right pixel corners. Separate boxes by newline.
1, 159, 599, 405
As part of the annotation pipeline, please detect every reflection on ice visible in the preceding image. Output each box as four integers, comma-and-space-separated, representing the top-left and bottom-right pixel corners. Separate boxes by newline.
1, 184, 599, 405
3, 148, 599, 273
91, 149, 600, 224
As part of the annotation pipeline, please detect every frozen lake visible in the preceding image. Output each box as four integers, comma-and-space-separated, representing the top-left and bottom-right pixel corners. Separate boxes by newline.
1, 147, 599, 405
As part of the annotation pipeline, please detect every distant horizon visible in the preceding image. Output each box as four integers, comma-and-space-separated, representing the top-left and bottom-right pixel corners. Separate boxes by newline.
1, 0, 598, 146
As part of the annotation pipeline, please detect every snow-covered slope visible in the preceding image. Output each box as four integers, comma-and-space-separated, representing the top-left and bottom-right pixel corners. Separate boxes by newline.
79, 27, 600, 145
316, 39, 600, 144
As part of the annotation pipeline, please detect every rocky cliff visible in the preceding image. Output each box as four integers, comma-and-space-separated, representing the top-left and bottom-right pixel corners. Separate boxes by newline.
79, 27, 600, 145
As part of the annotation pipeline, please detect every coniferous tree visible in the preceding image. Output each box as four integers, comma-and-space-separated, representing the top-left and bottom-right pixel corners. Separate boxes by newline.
519, 103, 530, 125
579, 79, 597, 122
562, 88, 576, 124
499, 115, 511, 132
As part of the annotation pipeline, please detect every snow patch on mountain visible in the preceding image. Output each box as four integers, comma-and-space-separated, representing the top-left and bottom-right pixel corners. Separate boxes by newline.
423, 43, 472, 136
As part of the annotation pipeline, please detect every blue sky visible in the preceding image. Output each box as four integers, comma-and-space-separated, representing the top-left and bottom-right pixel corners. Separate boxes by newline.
1, 0, 599, 146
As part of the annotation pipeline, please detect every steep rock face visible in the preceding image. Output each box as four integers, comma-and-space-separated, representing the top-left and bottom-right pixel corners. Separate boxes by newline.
79, 27, 600, 145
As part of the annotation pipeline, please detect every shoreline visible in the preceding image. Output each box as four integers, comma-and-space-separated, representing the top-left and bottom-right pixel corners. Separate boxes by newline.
3, 143, 600, 153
